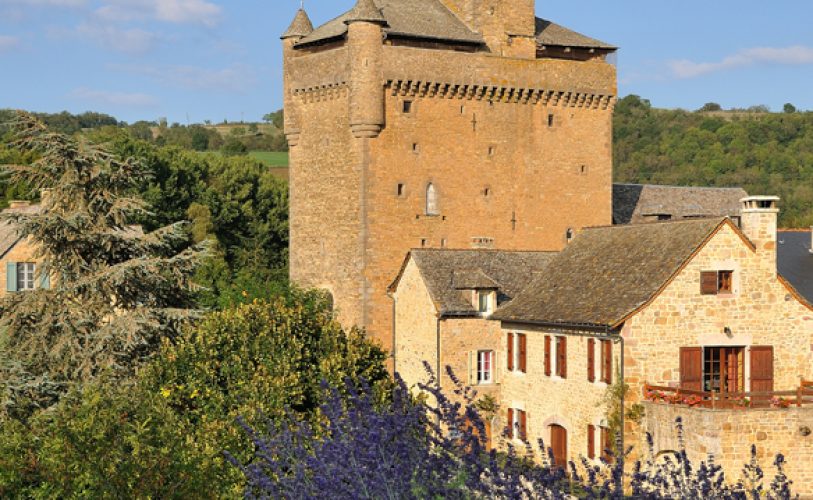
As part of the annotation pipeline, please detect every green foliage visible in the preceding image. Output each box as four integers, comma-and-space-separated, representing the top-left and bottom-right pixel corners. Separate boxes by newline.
0, 296, 390, 498
0, 113, 204, 418
614, 95, 813, 227
221, 137, 248, 156
600, 364, 644, 453
784, 103, 797, 114
262, 110, 284, 129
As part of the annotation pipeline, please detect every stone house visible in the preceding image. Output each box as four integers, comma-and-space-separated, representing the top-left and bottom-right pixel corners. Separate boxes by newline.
0, 201, 49, 296
391, 197, 813, 493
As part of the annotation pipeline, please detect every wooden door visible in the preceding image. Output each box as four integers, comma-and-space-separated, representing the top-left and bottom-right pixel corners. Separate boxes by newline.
680, 347, 703, 391
550, 425, 568, 468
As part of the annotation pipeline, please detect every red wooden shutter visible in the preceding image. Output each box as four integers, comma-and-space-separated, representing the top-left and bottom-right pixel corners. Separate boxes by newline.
601, 427, 614, 463
519, 410, 527, 441
750, 346, 774, 393
587, 424, 596, 459
507, 332, 514, 372
544, 336, 551, 376
557, 337, 567, 378
507, 408, 514, 439
603, 340, 613, 384
700, 271, 718, 295
519, 334, 527, 373
587, 338, 596, 382
680, 347, 703, 391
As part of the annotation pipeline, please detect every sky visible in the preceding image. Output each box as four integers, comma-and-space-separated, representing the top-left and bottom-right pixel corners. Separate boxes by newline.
2, 0, 813, 124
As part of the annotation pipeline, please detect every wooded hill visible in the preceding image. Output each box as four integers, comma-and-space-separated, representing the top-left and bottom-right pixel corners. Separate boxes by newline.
614, 96, 813, 228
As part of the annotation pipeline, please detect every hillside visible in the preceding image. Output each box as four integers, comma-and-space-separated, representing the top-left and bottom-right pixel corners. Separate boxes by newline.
614, 96, 813, 227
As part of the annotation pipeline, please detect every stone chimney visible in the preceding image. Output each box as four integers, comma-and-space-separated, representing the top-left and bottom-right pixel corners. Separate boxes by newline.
740, 196, 780, 273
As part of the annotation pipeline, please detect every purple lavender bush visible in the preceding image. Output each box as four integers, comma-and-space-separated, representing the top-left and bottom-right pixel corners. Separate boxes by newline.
229, 366, 795, 499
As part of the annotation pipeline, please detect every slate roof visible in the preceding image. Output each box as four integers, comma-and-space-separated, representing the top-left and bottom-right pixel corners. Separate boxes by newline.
281, 9, 314, 39
0, 203, 41, 259
346, 0, 387, 24
493, 219, 728, 327
296, 0, 483, 46
392, 249, 557, 316
778, 230, 813, 304
535, 18, 616, 50
613, 184, 748, 225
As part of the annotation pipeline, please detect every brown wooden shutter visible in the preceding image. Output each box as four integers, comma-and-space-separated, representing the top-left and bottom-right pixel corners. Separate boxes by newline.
601, 427, 614, 463
519, 334, 527, 373
587, 424, 596, 459
750, 346, 774, 393
506, 408, 514, 439
519, 410, 527, 441
544, 336, 551, 376
587, 338, 596, 382
558, 337, 567, 378
680, 347, 703, 391
507, 332, 514, 372
603, 340, 613, 385
700, 271, 718, 295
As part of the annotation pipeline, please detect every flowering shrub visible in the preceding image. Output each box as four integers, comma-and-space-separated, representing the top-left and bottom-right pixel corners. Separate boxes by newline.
231, 367, 796, 499
771, 397, 791, 409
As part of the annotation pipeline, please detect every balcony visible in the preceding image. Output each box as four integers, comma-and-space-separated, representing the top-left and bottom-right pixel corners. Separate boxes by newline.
642, 380, 813, 410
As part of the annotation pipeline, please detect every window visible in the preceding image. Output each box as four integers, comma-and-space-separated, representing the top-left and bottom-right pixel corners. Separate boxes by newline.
506, 408, 527, 441
420, 238, 427, 248
402, 100, 413, 113
425, 183, 439, 216
17, 262, 36, 291
556, 336, 567, 378
601, 426, 614, 463
700, 270, 734, 295
587, 338, 595, 382
587, 424, 596, 459
477, 350, 494, 384
657, 214, 672, 221
412, 142, 419, 153
703, 346, 745, 393
440, 238, 447, 248
544, 336, 552, 376
507, 332, 527, 373
488, 146, 496, 156
483, 187, 491, 198
566, 228, 574, 243
478, 291, 493, 314
548, 114, 555, 127
397, 183, 405, 197
601, 339, 613, 384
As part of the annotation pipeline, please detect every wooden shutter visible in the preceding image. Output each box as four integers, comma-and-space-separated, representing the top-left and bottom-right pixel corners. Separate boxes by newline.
750, 346, 774, 393
519, 410, 527, 441
587, 424, 596, 459
603, 340, 613, 384
468, 351, 476, 385
557, 337, 567, 378
587, 338, 596, 382
507, 332, 514, 371
601, 427, 614, 463
6, 262, 17, 293
506, 408, 514, 439
680, 347, 703, 391
700, 271, 718, 295
544, 336, 551, 376
519, 334, 527, 373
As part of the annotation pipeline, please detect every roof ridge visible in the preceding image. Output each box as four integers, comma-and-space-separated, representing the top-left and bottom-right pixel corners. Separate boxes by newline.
583, 217, 726, 231
410, 248, 559, 254
614, 183, 747, 191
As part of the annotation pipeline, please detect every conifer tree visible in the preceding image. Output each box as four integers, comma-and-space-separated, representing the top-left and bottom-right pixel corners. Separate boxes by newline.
0, 113, 204, 419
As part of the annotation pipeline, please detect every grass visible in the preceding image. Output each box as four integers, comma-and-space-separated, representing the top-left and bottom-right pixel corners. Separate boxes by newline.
249, 151, 289, 167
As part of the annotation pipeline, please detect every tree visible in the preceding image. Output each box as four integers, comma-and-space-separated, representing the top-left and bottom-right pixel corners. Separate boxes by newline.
784, 103, 797, 114
263, 110, 284, 129
698, 102, 723, 112
221, 137, 247, 156
0, 113, 204, 419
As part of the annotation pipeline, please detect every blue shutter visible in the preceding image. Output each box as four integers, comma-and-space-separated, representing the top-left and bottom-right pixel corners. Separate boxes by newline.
39, 269, 50, 290
6, 262, 17, 293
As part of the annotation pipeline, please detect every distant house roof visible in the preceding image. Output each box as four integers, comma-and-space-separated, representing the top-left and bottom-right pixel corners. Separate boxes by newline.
778, 230, 813, 304
613, 184, 748, 225
493, 218, 734, 328
535, 18, 616, 50
296, 0, 484, 47
0, 202, 42, 259
390, 249, 557, 316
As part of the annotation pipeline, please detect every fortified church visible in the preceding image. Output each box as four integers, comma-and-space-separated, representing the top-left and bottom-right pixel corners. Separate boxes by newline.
282, 0, 813, 493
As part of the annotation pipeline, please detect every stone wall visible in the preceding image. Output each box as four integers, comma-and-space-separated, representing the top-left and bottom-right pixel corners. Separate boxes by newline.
642, 402, 813, 496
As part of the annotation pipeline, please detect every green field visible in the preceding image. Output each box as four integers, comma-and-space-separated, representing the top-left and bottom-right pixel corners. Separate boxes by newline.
249, 151, 289, 167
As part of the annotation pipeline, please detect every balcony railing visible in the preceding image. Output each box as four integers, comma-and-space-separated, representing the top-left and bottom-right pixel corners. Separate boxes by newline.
643, 381, 813, 409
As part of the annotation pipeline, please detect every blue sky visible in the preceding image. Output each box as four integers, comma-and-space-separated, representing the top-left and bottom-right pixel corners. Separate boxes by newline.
2, 0, 813, 123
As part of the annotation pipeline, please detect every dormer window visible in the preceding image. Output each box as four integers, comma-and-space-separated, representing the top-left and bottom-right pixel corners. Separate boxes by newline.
478, 290, 494, 314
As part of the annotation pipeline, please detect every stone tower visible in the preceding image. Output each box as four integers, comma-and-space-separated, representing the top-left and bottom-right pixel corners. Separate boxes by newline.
282, 0, 618, 352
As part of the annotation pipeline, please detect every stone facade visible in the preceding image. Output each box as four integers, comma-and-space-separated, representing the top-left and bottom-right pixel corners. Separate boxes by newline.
284, 2, 617, 352
643, 403, 813, 496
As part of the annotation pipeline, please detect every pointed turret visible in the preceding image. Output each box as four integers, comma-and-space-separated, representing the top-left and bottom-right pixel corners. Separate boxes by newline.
345, 0, 386, 25
281, 8, 314, 39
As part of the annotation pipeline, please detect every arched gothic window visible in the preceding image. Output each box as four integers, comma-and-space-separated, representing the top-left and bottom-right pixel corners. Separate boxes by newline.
426, 183, 439, 216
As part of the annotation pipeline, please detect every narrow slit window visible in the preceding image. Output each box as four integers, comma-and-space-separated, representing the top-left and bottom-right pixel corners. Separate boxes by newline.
403, 100, 413, 113
397, 183, 405, 197
548, 114, 555, 127
425, 183, 439, 216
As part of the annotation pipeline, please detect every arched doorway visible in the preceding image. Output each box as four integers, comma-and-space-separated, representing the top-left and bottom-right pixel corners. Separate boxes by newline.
549, 424, 568, 468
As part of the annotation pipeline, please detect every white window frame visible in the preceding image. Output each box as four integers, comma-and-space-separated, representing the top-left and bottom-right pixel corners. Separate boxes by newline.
477, 350, 494, 385
17, 262, 36, 291
478, 290, 493, 314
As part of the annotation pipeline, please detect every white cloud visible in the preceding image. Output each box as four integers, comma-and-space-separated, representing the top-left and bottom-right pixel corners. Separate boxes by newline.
670, 46, 813, 79
94, 0, 221, 27
69, 87, 158, 107
0, 35, 20, 52
75, 22, 160, 53
111, 63, 257, 92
